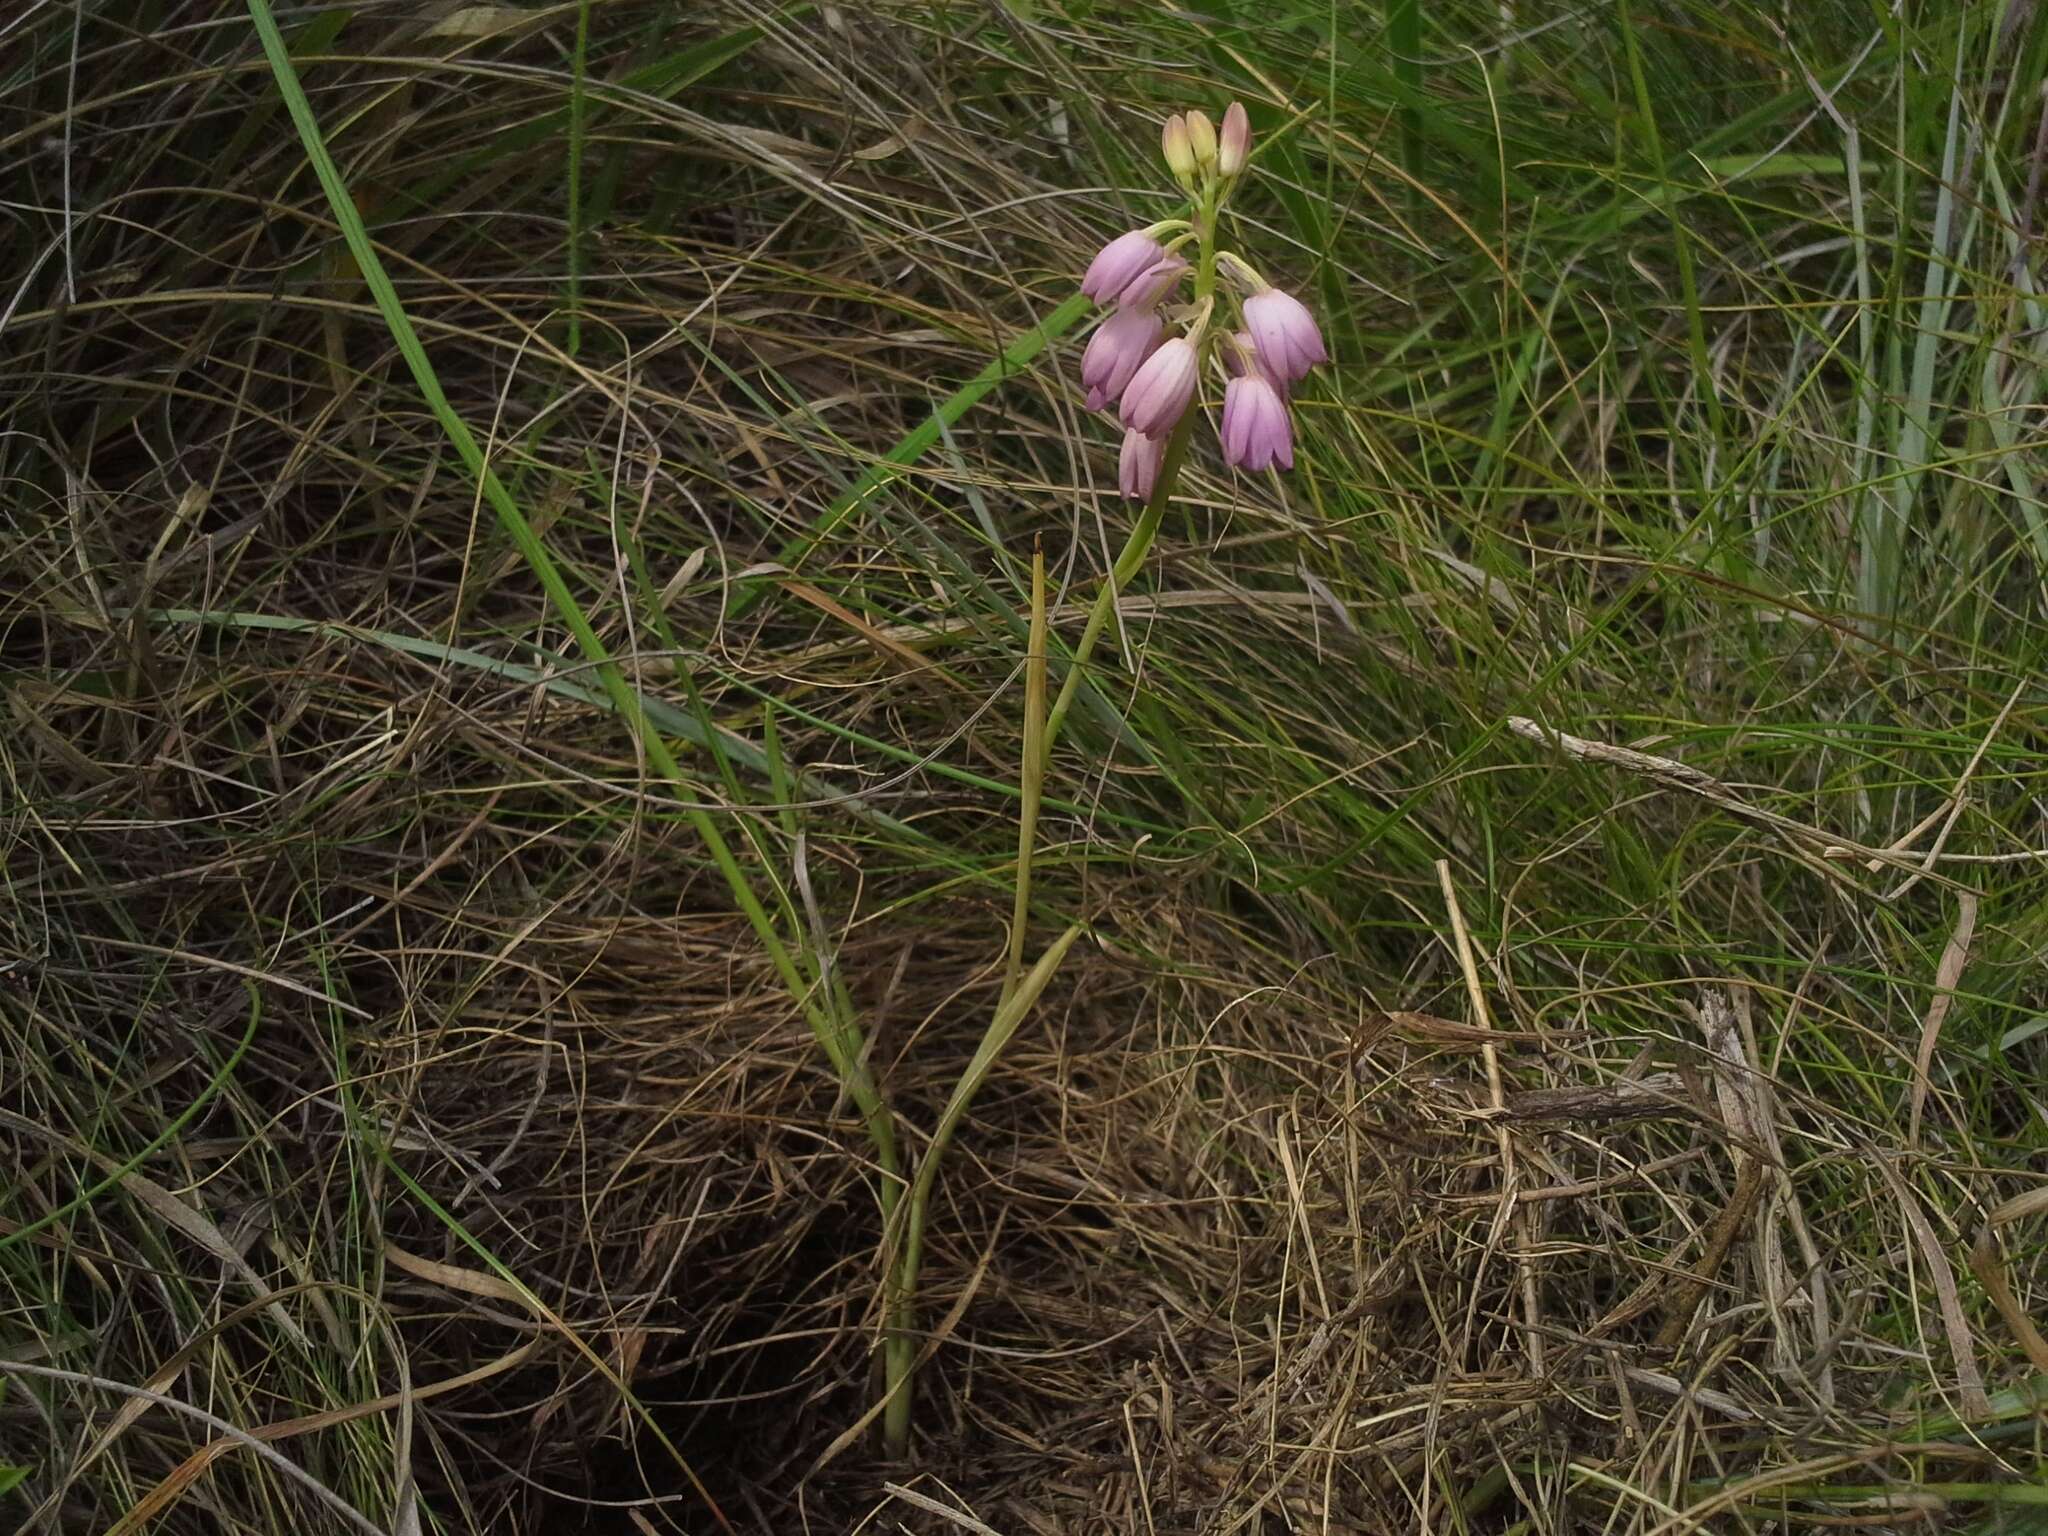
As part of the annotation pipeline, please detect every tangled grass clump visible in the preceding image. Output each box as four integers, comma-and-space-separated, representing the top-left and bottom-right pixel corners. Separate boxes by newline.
3, 2, 2046, 1532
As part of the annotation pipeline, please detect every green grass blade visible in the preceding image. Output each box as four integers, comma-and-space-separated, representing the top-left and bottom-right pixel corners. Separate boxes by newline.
566, 0, 591, 355
373, 21, 776, 221
0, 986, 260, 1253
1388, 0, 1422, 188
728, 291, 1093, 618
1872, 22, 1971, 628
243, 0, 894, 1156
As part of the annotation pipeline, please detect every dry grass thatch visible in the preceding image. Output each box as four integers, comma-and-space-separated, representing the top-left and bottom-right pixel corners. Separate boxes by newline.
3, 2, 2046, 1532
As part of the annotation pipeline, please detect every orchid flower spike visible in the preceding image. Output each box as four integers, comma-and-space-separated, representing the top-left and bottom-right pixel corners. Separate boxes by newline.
1076, 100, 1325, 490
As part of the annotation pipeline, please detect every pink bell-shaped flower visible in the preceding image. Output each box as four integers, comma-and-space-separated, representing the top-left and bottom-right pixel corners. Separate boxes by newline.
1225, 329, 1281, 388
1119, 335, 1199, 439
1117, 254, 1189, 310
1119, 429, 1165, 500
1220, 371, 1293, 471
1080, 308, 1164, 412
1082, 231, 1166, 305
1242, 288, 1327, 382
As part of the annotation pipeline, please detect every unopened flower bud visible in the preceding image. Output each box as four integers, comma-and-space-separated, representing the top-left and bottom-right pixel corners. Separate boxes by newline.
1219, 102, 1250, 177
1184, 109, 1218, 172
1161, 114, 1196, 181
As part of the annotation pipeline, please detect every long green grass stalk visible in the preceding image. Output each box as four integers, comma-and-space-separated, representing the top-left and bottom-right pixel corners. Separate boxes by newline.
730, 292, 1093, 618
1616, 0, 1726, 490
243, 0, 903, 1424
1388, 0, 1423, 190
565, 0, 591, 355
243, 0, 890, 1121
1868, 21, 1970, 632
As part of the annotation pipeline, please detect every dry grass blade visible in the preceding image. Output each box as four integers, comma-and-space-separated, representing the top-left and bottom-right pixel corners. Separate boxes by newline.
881, 1480, 1007, 1535
1907, 892, 1977, 1146
0, 1105, 307, 1347
1968, 1228, 2048, 1378
1872, 1156, 1992, 1419
0, 1363, 388, 1536
1434, 861, 1544, 1378
104, 1344, 536, 1536
1508, 717, 1947, 891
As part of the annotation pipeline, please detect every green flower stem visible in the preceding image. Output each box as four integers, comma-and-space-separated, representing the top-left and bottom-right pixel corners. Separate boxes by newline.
880, 173, 1222, 1460
880, 927, 1082, 1454
1194, 187, 1219, 304
880, 558, 1068, 1458
999, 552, 1051, 1010
1043, 407, 1198, 756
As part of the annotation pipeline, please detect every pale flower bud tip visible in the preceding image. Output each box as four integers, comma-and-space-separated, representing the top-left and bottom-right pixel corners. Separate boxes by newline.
1162, 114, 1196, 180
1184, 109, 1218, 171
1219, 102, 1250, 177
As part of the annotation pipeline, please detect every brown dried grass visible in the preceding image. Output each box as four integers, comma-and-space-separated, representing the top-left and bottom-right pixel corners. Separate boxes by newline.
3, 3, 2043, 1534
